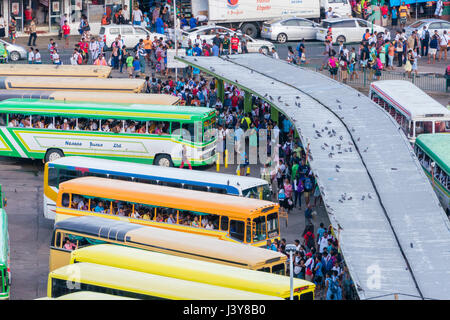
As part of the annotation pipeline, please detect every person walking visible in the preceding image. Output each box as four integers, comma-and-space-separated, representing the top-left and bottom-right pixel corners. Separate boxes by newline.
27, 18, 37, 47
9, 17, 16, 44
420, 26, 430, 57
180, 145, 192, 170
398, 2, 409, 28
428, 34, 438, 64
438, 30, 448, 62
62, 20, 70, 49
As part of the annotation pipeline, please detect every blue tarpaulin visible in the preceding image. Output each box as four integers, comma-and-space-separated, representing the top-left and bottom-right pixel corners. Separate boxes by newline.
390, 0, 428, 6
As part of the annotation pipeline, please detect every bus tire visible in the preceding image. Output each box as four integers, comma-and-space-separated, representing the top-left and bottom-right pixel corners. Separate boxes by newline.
153, 154, 173, 167
45, 149, 64, 163
241, 23, 258, 38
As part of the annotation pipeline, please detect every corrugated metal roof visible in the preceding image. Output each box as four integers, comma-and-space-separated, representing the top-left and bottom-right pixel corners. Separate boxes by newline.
177, 54, 450, 300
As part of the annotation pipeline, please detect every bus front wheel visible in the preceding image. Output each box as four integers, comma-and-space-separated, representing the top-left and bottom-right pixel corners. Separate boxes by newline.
45, 149, 64, 163
154, 154, 173, 167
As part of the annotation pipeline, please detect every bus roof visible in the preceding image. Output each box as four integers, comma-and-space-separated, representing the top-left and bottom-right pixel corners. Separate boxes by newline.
415, 134, 450, 175
48, 156, 269, 192
50, 263, 282, 300
0, 209, 6, 265
370, 80, 450, 119
71, 244, 312, 297
0, 99, 214, 121
46, 291, 137, 300
54, 216, 286, 268
0, 76, 145, 92
0, 90, 181, 105
59, 177, 278, 218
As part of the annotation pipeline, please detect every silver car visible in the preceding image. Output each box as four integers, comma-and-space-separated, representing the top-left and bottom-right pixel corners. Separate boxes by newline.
405, 19, 450, 38
261, 17, 320, 44
0, 40, 27, 61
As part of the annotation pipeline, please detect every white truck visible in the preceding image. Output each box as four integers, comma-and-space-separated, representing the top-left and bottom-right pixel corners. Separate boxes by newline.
189, 0, 352, 38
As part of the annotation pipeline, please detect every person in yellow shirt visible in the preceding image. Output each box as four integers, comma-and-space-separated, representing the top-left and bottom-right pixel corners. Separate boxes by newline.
399, 2, 410, 28
143, 34, 153, 66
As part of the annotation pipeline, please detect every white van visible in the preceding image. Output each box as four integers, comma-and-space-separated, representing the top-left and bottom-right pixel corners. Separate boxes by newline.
99, 25, 166, 49
320, 0, 352, 18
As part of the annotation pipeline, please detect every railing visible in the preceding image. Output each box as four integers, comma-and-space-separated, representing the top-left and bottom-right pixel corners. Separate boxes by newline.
301, 64, 449, 93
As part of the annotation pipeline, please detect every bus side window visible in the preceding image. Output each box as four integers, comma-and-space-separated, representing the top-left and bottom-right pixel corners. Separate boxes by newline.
210, 187, 227, 194
229, 220, 245, 242
61, 194, 70, 207
48, 167, 58, 187
0, 113, 6, 126
54, 231, 62, 248
220, 216, 229, 231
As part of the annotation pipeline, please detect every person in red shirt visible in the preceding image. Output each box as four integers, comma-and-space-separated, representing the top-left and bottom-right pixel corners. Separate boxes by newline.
24, 6, 32, 25
62, 21, 70, 48
78, 38, 89, 64
231, 33, 240, 54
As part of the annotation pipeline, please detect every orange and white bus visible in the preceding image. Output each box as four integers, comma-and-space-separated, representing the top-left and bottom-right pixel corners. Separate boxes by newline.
56, 177, 280, 247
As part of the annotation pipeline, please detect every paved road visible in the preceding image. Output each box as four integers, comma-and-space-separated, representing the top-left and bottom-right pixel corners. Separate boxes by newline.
3, 156, 329, 299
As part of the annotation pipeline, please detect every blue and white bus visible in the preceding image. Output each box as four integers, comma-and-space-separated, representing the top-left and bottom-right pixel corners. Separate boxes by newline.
43, 156, 272, 219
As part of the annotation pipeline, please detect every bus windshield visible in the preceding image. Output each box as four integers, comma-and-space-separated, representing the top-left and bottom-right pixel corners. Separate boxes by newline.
242, 185, 271, 200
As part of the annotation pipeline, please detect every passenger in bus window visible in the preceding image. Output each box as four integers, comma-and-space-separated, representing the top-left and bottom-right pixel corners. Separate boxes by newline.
102, 121, 110, 132
137, 123, 146, 134
63, 238, 77, 251
201, 216, 208, 228
191, 216, 200, 228
94, 201, 104, 213
117, 207, 125, 216
205, 220, 214, 230
167, 213, 176, 224
8, 116, 18, 127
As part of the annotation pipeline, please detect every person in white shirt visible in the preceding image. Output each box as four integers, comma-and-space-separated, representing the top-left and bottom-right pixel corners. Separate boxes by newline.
34, 49, 41, 64
438, 30, 448, 61
271, 47, 279, 59
132, 6, 143, 26
319, 234, 329, 253
47, 121, 55, 129
205, 221, 214, 230
122, 5, 130, 23
325, 7, 334, 19
89, 38, 100, 61
383, 29, 391, 42
27, 47, 34, 64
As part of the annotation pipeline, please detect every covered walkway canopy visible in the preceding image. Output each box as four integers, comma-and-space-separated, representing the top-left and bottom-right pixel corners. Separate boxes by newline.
177, 54, 450, 300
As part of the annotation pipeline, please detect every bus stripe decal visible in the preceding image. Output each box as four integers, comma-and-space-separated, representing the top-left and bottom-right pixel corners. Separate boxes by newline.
0, 128, 27, 158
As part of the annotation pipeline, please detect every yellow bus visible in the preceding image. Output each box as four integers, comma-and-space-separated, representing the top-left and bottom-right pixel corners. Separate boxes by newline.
56, 177, 280, 247
70, 244, 315, 300
0, 64, 111, 78
48, 262, 283, 300
50, 216, 287, 274
0, 90, 181, 105
0, 77, 145, 93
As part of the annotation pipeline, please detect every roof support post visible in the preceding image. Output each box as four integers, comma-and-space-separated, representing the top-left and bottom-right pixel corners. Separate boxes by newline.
244, 91, 252, 114
217, 79, 225, 102
270, 105, 279, 123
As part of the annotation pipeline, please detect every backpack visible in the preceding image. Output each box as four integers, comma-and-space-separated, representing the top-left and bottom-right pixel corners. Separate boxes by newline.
304, 177, 312, 191
329, 277, 338, 295
240, 117, 249, 131
77, 53, 82, 65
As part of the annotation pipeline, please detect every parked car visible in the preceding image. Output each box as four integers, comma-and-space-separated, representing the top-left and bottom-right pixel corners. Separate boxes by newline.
241, 35, 274, 54
316, 18, 385, 44
0, 39, 27, 61
261, 17, 320, 43
180, 25, 242, 47
99, 24, 167, 49
405, 19, 450, 38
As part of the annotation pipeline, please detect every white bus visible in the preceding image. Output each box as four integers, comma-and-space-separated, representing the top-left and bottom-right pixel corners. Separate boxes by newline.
369, 80, 450, 143
43, 156, 272, 219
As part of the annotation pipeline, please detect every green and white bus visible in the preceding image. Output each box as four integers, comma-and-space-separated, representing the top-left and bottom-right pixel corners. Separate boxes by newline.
414, 134, 450, 217
0, 185, 9, 300
0, 99, 216, 167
